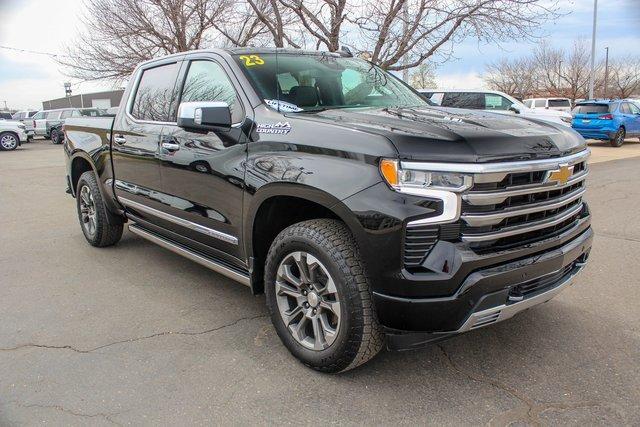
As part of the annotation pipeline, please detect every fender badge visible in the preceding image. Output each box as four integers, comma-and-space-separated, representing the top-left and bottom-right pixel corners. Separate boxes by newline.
256, 122, 292, 135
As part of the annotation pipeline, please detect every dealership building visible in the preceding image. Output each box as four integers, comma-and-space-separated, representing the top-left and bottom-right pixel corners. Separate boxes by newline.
42, 89, 124, 110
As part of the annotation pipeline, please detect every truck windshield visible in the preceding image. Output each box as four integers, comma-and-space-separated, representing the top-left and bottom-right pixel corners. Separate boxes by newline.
233, 53, 429, 112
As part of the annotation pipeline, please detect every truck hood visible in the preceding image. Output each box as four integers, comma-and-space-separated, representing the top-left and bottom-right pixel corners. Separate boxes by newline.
291, 106, 585, 162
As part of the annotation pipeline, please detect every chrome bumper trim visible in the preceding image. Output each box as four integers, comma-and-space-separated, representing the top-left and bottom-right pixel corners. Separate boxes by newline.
453, 262, 585, 333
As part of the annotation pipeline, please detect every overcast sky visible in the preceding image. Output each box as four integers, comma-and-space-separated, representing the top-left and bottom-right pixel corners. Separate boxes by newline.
0, 0, 638, 110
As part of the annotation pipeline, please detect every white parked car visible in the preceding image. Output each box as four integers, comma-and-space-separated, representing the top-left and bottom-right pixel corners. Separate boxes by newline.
31, 110, 48, 137
0, 120, 29, 151
418, 89, 573, 126
523, 97, 572, 113
11, 110, 38, 139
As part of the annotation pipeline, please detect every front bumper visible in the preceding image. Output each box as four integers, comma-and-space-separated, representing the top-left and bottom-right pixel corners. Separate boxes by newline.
17, 129, 29, 142
380, 225, 593, 350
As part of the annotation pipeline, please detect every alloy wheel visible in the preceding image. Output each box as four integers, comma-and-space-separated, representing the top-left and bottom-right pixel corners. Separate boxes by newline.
0, 134, 18, 150
79, 185, 97, 236
616, 129, 625, 145
275, 251, 341, 351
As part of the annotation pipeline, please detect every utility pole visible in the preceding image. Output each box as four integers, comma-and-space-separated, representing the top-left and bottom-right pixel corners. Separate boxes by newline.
604, 46, 609, 99
588, 0, 598, 99
401, 0, 409, 82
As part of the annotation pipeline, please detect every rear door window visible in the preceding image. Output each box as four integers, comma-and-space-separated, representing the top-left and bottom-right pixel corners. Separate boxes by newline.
620, 103, 631, 114
534, 99, 546, 108
131, 62, 181, 122
46, 111, 61, 119
572, 104, 610, 114
60, 110, 73, 119
33, 111, 45, 120
441, 92, 484, 109
548, 99, 570, 108
484, 94, 512, 110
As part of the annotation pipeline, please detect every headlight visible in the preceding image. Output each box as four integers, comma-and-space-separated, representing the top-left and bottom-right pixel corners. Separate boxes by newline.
561, 116, 572, 124
380, 159, 472, 192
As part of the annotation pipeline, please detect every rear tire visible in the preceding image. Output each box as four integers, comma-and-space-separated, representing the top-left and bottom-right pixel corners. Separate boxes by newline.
610, 127, 625, 147
50, 128, 62, 144
264, 219, 383, 373
0, 132, 19, 151
76, 171, 123, 247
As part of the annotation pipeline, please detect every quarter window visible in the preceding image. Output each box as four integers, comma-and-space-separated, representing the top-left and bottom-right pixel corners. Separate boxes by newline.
180, 60, 243, 123
131, 62, 181, 122
620, 103, 631, 114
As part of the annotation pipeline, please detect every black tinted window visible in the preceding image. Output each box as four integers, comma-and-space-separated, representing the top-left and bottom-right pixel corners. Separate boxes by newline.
441, 92, 484, 109
548, 99, 570, 108
180, 60, 243, 123
572, 104, 610, 114
131, 62, 180, 122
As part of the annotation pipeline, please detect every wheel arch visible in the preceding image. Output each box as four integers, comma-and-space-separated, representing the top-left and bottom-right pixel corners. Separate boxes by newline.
245, 183, 366, 295
69, 151, 124, 225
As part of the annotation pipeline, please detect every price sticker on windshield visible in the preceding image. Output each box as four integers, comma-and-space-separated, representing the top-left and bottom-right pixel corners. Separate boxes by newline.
239, 55, 265, 67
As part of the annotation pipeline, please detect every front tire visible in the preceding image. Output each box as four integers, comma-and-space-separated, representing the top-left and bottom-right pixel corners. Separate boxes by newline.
0, 132, 19, 151
76, 171, 123, 247
610, 127, 625, 147
264, 219, 383, 373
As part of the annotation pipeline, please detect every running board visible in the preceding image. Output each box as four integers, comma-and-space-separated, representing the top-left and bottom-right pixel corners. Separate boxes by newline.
128, 224, 251, 287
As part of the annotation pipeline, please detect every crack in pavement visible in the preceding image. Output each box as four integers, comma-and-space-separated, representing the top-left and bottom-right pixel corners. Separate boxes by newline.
0, 314, 267, 354
436, 344, 605, 426
13, 402, 122, 425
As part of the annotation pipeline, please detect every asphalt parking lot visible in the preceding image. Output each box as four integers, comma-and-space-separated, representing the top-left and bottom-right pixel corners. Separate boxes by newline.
1, 140, 639, 425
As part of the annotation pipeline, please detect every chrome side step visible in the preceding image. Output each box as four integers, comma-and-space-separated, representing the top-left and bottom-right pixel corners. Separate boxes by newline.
128, 224, 251, 287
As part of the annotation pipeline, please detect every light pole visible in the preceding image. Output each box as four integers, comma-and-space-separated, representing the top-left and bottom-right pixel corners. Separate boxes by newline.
401, 0, 409, 82
604, 46, 609, 99
588, 0, 598, 99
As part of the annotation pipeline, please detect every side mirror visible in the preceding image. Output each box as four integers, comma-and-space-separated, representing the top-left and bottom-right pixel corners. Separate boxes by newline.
509, 104, 521, 114
177, 101, 231, 131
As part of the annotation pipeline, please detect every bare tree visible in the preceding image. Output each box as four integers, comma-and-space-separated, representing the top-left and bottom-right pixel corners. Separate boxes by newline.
409, 62, 437, 89
607, 56, 640, 99
556, 41, 598, 102
352, 0, 560, 71
484, 56, 536, 99
59, 0, 233, 81
212, 0, 271, 47
244, 0, 302, 48
278, 0, 347, 51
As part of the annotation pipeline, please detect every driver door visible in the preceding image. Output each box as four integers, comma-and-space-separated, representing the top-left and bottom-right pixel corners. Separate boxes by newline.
158, 56, 251, 264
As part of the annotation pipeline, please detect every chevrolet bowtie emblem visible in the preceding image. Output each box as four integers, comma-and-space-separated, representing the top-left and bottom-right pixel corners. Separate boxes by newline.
547, 164, 574, 185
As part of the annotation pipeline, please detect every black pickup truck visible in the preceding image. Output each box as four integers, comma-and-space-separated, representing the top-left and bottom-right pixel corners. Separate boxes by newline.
63, 48, 592, 373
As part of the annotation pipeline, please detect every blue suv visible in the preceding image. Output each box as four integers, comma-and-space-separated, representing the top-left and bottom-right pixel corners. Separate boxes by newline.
571, 100, 640, 147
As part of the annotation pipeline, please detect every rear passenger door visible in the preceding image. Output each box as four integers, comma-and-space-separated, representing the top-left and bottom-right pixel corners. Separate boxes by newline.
158, 56, 251, 263
111, 59, 182, 227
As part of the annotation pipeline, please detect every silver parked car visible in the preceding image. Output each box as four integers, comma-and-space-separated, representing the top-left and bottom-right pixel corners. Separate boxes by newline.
11, 110, 38, 140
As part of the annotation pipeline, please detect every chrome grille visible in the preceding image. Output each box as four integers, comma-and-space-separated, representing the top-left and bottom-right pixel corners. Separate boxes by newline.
460, 156, 588, 248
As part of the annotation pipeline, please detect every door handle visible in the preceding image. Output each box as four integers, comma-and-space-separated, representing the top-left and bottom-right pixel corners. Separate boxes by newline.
161, 141, 180, 151
113, 135, 127, 145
